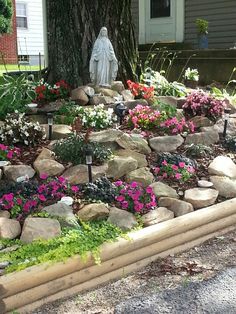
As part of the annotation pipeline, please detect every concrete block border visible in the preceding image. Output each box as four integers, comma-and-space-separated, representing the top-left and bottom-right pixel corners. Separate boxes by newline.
1, 198, 236, 313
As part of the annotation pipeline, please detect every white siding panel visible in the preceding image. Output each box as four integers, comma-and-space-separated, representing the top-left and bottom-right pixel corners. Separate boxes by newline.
17, 0, 44, 56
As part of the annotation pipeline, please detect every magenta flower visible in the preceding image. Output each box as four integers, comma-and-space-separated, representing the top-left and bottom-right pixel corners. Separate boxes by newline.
114, 180, 123, 187
121, 201, 129, 209
4, 193, 14, 202
40, 173, 48, 180
162, 160, 168, 166
171, 165, 178, 171
116, 195, 125, 202
179, 162, 185, 168
71, 185, 79, 193
175, 173, 182, 180
130, 181, 138, 188
146, 186, 153, 194
38, 194, 47, 202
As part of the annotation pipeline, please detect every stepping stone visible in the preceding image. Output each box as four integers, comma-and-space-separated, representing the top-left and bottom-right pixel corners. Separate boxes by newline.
150, 182, 179, 199
126, 167, 154, 187
184, 188, 218, 209
158, 197, 194, 217
107, 207, 137, 231
142, 207, 174, 226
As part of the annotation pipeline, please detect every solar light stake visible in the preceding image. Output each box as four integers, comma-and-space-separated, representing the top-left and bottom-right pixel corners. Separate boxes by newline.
47, 112, 53, 140
85, 146, 93, 183
223, 108, 231, 139
114, 103, 128, 125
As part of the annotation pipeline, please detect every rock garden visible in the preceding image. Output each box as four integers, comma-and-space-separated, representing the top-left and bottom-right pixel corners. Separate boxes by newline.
0, 68, 236, 312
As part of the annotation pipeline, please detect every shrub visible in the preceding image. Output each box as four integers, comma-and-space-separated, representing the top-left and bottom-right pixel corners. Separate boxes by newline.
127, 105, 195, 134
153, 160, 195, 182
0, 144, 20, 161
0, 74, 36, 119
185, 143, 213, 158
53, 134, 113, 165
0, 112, 46, 146
82, 177, 116, 203
182, 90, 225, 122
33, 79, 69, 103
114, 181, 157, 214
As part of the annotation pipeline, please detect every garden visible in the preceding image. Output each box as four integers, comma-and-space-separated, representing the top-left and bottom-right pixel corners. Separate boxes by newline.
0, 67, 236, 312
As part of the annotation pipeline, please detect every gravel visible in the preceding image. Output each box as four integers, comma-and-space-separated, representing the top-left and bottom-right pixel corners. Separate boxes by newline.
31, 230, 236, 314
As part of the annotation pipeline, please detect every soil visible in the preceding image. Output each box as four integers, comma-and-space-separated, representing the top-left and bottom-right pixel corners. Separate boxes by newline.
32, 229, 236, 314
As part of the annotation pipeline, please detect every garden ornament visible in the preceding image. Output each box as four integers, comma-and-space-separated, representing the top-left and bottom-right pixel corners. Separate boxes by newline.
89, 27, 118, 87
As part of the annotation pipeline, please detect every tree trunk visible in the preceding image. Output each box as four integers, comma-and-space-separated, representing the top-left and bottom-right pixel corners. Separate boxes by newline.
46, 0, 138, 87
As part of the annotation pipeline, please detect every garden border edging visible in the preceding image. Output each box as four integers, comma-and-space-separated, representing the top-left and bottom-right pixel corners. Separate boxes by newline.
1, 198, 236, 313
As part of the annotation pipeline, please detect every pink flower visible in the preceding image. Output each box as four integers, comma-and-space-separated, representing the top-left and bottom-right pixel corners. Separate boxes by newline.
71, 186, 79, 193
114, 180, 123, 187
146, 186, 153, 194
121, 201, 129, 209
162, 172, 168, 178
162, 160, 168, 166
16, 198, 22, 205
4, 193, 14, 202
130, 182, 138, 188
58, 176, 66, 183
187, 166, 195, 173
171, 165, 178, 171
38, 194, 47, 202
40, 173, 48, 180
175, 173, 182, 180
6, 151, 13, 159
154, 167, 160, 174
179, 162, 185, 168
116, 195, 125, 202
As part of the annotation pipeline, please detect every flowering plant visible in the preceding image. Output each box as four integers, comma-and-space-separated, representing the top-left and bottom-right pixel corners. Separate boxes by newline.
0, 144, 20, 161
183, 90, 225, 122
114, 181, 157, 214
76, 104, 117, 129
184, 68, 199, 81
33, 79, 69, 103
127, 80, 154, 100
0, 112, 46, 146
127, 105, 195, 134
0, 175, 79, 220
153, 160, 195, 182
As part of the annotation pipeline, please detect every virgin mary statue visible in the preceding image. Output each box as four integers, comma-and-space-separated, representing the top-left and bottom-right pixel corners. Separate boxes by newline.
89, 27, 118, 87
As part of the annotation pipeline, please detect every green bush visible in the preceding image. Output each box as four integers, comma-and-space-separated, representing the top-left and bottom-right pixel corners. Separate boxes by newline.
53, 134, 113, 165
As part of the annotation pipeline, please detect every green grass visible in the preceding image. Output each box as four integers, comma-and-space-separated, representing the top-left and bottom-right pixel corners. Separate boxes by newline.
0, 64, 40, 76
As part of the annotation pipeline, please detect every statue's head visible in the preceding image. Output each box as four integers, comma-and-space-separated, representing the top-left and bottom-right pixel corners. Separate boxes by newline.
99, 27, 108, 38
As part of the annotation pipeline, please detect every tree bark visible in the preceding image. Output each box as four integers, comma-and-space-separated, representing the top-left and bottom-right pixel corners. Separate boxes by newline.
46, 0, 138, 87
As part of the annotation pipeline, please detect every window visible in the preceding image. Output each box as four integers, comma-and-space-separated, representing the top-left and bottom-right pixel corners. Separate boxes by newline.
18, 55, 29, 63
151, 0, 171, 18
16, 3, 28, 28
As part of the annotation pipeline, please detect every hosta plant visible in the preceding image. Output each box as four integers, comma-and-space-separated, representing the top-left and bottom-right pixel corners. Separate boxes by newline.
114, 181, 157, 214
0, 112, 46, 146
182, 90, 225, 122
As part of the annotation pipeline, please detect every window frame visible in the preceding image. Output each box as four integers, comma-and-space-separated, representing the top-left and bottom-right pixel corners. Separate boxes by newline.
16, 2, 28, 29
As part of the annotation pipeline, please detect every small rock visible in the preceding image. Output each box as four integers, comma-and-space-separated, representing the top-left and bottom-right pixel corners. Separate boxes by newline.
117, 133, 151, 155
0, 161, 10, 167
121, 90, 134, 101
82, 86, 95, 97
33, 159, 65, 177
124, 99, 149, 110
90, 129, 122, 150
185, 130, 219, 146
184, 188, 219, 209
107, 207, 137, 231
63, 164, 108, 184
210, 176, 236, 198
20, 218, 61, 243
35, 148, 55, 161
190, 116, 213, 128
71, 87, 89, 105
96, 87, 119, 98
43, 203, 78, 227
0, 244, 19, 253
41, 124, 72, 140
111, 81, 125, 93
0, 218, 21, 239
89, 95, 114, 106
150, 182, 179, 199
198, 180, 214, 188
142, 207, 174, 226
115, 149, 147, 168
0, 261, 10, 269
77, 203, 109, 221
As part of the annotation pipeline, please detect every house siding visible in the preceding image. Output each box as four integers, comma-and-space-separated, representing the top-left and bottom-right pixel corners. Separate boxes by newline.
17, 0, 44, 65
0, 0, 18, 64
185, 0, 236, 48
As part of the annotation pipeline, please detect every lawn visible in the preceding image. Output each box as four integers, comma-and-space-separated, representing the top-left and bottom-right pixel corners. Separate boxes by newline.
0, 64, 40, 76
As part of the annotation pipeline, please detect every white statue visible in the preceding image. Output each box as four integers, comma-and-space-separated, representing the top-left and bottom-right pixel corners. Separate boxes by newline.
89, 27, 118, 87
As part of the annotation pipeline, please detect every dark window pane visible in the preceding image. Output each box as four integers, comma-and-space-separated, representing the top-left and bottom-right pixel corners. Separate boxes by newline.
151, 0, 171, 18
16, 16, 27, 28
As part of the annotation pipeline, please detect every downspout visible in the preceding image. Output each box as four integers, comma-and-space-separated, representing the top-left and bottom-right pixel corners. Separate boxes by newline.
42, 0, 48, 67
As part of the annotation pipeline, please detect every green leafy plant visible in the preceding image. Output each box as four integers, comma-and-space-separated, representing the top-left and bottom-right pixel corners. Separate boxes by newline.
152, 101, 177, 119
196, 18, 208, 34
0, 0, 13, 34
55, 101, 79, 125
33, 79, 69, 103
0, 74, 36, 119
53, 134, 113, 165
185, 143, 213, 158
0, 221, 125, 274
0, 112, 46, 146
184, 67, 199, 81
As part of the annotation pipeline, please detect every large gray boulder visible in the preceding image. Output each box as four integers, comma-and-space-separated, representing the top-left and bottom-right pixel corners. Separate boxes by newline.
107, 207, 137, 231
149, 135, 184, 152
142, 207, 174, 227
77, 203, 109, 221
150, 182, 179, 199
184, 188, 218, 209
208, 156, 236, 179
0, 218, 21, 239
3, 165, 35, 182
115, 149, 147, 168
185, 130, 219, 146
158, 197, 194, 217
20, 218, 61, 243
116, 133, 151, 155
107, 156, 138, 179
89, 129, 123, 150
63, 164, 108, 184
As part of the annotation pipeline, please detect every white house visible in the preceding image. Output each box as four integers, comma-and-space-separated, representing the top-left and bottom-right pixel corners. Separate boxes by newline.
15, 0, 44, 66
